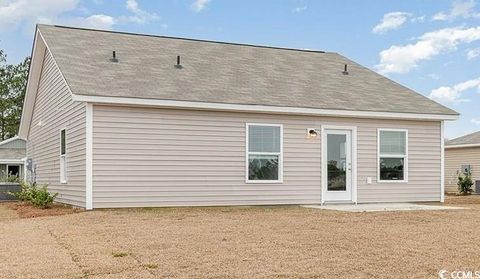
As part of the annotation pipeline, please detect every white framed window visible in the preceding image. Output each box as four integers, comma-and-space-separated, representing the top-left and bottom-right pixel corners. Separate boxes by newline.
60, 129, 67, 183
6, 165, 20, 178
378, 128, 408, 182
246, 123, 283, 183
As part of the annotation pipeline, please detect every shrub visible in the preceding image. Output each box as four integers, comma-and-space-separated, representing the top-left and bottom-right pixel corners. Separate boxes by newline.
457, 171, 474, 195
30, 185, 58, 208
10, 180, 36, 201
8, 180, 58, 208
5, 174, 20, 183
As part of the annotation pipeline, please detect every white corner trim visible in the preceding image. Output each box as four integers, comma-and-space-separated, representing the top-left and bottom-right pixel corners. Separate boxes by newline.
444, 143, 480, 149
440, 121, 445, 203
85, 103, 93, 210
321, 126, 326, 205
71, 94, 459, 121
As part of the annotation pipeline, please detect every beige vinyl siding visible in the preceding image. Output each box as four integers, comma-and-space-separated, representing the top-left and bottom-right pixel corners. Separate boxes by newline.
26, 49, 86, 207
445, 147, 480, 193
0, 138, 26, 149
92, 105, 441, 208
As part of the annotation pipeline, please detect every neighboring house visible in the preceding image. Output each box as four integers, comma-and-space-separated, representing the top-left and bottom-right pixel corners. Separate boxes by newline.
18, 25, 458, 210
0, 136, 26, 181
0, 136, 26, 201
445, 131, 480, 193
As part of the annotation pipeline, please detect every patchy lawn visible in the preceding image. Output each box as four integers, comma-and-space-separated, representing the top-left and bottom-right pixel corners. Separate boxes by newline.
0, 196, 479, 278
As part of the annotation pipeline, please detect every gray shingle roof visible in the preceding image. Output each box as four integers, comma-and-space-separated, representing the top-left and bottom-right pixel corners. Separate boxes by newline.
446, 131, 480, 146
38, 25, 458, 116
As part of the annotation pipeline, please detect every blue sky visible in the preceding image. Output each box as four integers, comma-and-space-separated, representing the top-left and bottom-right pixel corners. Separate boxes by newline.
1, 0, 479, 139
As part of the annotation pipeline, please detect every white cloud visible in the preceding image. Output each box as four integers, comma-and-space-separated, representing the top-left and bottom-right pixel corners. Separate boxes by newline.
0, 0, 79, 30
429, 77, 480, 103
0, 0, 160, 32
467, 47, 480, 60
410, 15, 425, 23
65, 14, 116, 30
432, 0, 480, 21
191, 0, 211, 12
471, 118, 480, 125
293, 6, 307, 13
372, 12, 411, 34
376, 26, 480, 74
428, 73, 440, 80
123, 0, 159, 24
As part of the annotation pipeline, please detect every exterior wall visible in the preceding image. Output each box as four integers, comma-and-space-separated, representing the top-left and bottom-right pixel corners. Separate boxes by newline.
0, 148, 26, 159
92, 105, 441, 208
0, 138, 26, 149
445, 147, 480, 193
26, 49, 86, 207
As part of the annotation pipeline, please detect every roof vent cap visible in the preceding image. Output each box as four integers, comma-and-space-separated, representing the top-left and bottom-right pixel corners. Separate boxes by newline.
110, 51, 118, 63
342, 64, 349, 75
174, 55, 183, 69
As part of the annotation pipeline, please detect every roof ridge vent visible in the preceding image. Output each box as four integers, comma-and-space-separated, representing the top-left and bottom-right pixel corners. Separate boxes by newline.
110, 51, 118, 63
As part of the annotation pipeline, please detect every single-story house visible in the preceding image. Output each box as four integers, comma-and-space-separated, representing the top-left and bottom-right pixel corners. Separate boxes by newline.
19, 24, 458, 210
445, 131, 480, 193
0, 136, 26, 181
0, 136, 26, 200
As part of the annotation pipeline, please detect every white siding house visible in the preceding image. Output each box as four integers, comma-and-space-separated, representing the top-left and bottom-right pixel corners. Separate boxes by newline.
19, 25, 458, 209
444, 131, 480, 193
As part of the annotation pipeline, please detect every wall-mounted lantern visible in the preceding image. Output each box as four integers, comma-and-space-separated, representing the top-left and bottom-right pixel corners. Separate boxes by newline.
307, 128, 319, 138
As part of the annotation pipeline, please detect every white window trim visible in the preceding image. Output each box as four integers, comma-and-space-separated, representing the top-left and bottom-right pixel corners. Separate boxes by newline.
377, 128, 408, 183
245, 123, 283, 184
60, 128, 67, 184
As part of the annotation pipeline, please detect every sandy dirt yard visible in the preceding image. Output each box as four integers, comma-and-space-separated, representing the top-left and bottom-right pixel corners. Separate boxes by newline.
0, 196, 479, 279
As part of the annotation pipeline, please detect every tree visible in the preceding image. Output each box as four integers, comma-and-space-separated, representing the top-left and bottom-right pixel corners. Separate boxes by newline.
0, 50, 30, 141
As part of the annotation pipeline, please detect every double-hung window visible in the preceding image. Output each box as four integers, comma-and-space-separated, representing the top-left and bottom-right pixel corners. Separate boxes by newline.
60, 129, 67, 183
378, 129, 408, 182
246, 123, 283, 183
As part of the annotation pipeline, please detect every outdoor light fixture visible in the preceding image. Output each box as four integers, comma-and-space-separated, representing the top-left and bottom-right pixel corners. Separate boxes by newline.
307, 128, 318, 138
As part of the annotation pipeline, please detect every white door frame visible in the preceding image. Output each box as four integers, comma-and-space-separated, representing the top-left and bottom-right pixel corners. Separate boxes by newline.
321, 125, 357, 204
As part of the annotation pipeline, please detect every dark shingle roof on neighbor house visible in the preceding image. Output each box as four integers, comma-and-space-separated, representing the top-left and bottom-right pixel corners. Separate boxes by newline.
37, 24, 457, 116
446, 131, 480, 146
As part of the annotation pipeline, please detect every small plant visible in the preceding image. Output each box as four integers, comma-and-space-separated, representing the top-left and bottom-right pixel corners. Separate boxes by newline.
8, 180, 58, 208
144, 263, 159, 269
457, 171, 474, 195
10, 180, 36, 201
5, 174, 20, 183
112, 251, 131, 258
30, 185, 58, 208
